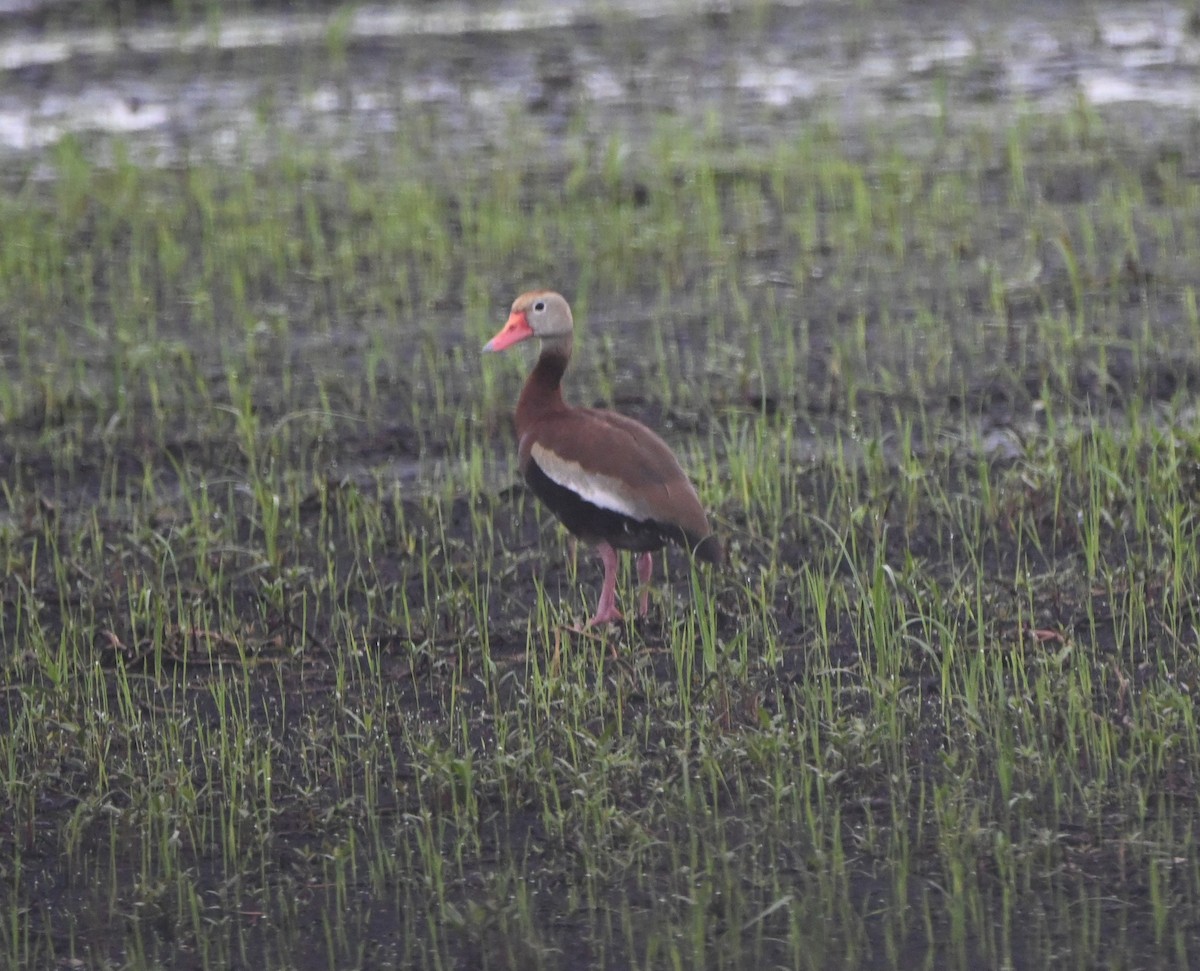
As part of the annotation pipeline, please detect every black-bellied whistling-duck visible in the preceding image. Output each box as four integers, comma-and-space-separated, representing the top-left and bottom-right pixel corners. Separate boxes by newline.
484, 290, 721, 626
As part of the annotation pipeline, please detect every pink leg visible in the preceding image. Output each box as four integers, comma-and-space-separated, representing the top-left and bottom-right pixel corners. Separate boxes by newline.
587, 542, 624, 626
636, 551, 653, 617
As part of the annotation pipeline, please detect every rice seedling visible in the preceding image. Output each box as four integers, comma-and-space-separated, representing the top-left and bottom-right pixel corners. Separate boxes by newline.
3, 4, 1200, 968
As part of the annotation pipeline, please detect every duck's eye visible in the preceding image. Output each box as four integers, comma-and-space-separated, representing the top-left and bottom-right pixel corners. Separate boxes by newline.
533, 301, 545, 312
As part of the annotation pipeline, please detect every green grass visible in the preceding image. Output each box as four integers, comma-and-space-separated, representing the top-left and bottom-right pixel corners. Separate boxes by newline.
3, 48, 1200, 970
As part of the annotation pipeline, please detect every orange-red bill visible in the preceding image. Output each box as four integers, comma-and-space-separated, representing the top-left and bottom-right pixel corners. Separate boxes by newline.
483, 311, 534, 352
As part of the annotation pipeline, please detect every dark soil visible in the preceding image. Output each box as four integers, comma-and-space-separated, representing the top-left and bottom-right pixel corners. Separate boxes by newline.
4, 2, 1200, 969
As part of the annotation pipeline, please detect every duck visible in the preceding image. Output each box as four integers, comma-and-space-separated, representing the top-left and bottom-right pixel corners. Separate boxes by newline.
484, 290, 721, 626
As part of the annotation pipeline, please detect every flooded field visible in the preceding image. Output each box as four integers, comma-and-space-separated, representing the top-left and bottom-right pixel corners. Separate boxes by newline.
4, 1, 1200, 167
2, 1, 1200, 969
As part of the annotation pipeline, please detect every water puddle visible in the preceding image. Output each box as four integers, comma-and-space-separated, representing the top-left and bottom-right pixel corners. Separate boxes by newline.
0, 1, 1197, 168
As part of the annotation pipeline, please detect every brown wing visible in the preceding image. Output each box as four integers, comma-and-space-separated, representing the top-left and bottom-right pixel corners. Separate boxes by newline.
518, 407, 718, 559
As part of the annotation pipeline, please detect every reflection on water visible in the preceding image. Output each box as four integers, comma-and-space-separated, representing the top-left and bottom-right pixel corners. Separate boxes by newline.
0, 1, 1196, 167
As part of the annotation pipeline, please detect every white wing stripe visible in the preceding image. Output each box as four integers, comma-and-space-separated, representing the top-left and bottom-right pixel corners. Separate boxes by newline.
531, 442, 651, 520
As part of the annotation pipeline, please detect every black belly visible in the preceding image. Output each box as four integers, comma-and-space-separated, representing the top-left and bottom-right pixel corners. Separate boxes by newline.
525, 457, 684, 552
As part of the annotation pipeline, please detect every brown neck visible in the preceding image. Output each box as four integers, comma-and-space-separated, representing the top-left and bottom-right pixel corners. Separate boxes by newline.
515, 342, 571, 433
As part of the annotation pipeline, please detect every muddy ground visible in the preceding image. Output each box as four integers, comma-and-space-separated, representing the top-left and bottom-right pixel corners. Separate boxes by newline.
3, 1, 1200, 969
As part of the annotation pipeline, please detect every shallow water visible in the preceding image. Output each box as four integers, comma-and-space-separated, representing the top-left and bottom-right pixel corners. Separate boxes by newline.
1, 0, 1198, 169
